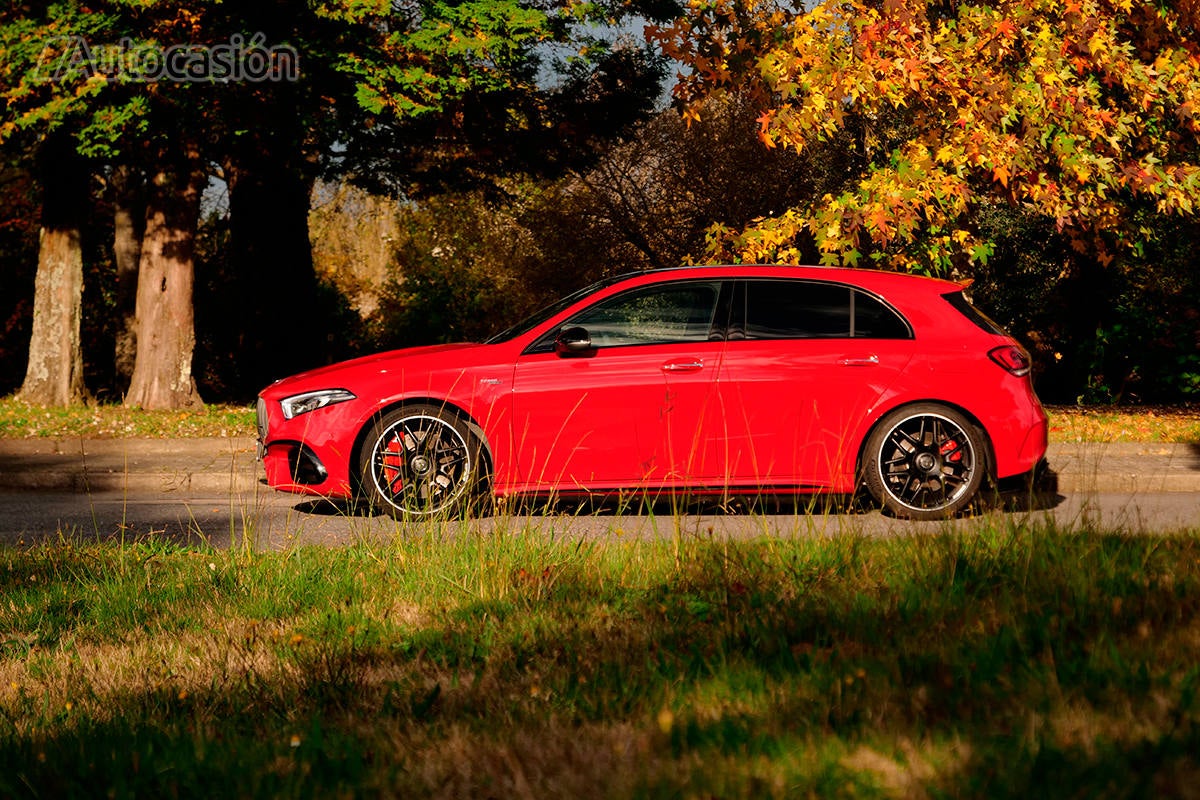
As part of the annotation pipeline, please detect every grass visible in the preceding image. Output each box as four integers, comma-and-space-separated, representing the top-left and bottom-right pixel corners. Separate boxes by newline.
2, 397, 1198, 442
1047, 404, 1200, 444
0, 398, 256, 438
1, 522, 1198, 798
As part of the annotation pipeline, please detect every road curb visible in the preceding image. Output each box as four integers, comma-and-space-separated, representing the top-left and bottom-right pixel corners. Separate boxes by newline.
0, 437, 261, 494
1045, 442, 1200, 494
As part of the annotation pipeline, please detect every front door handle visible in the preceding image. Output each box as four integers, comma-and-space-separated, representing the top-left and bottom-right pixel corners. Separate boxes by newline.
662, 359, 704, 373
839, 355, 879, 367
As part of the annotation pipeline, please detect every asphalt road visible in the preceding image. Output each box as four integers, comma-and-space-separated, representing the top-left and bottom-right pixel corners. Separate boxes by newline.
0, 438, 1196, 546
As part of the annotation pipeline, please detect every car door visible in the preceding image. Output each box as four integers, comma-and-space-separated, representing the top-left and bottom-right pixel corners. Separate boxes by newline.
715, 279, 915, 488
509, 279, 729, 491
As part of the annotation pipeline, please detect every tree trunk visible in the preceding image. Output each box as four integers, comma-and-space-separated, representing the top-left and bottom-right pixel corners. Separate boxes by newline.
16, 132, 88, 406
123, 142, 205, 410
226, 150, 321, 388
112, 165, 143, 389
222, 91, 325, 396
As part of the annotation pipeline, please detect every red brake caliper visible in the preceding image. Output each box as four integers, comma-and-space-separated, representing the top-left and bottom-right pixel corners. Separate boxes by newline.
940, 439, 963, 463
382, 435, 406, 492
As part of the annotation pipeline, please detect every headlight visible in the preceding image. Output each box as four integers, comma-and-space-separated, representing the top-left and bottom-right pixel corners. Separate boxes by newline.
280, 389, 357, 419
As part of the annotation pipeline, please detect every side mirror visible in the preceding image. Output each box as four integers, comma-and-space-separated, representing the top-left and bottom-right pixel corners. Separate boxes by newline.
555, 326, 593, 355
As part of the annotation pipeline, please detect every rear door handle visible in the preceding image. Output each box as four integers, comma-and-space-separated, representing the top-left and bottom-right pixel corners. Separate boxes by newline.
661, 359, 704, 373
839, 355, 879, 367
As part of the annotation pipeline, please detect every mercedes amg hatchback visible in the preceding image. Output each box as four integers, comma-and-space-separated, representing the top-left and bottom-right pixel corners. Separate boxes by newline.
257, 266, 1047, 520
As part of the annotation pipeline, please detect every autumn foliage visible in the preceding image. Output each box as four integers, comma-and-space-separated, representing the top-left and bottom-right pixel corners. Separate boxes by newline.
652, 0, 1200, 272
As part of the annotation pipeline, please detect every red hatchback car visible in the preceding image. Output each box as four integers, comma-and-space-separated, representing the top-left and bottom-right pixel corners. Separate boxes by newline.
257, 266, 1048, 520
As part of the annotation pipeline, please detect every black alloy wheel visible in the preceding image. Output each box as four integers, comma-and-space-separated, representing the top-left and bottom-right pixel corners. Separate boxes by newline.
862, 403, 987, 520
359, 404, 486, 518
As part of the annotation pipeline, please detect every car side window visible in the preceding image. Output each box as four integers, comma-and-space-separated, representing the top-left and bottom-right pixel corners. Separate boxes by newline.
527, 280, 724, 353
571, 281, 723, 347
738, 280, 911, 339
743, 280, 850, 338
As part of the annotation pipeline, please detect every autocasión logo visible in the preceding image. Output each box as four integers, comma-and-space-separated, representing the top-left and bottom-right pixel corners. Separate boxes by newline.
32, 33, 299, 84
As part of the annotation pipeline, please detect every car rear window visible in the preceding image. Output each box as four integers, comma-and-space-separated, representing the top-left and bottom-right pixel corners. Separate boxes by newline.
942, 291, 1007, 335
853, 290, 912, 339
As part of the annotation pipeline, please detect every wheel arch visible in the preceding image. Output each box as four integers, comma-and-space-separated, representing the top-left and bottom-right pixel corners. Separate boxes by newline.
349, 396, 494, 497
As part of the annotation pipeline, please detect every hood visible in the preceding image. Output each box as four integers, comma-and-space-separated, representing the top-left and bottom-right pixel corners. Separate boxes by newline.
261, 343, 485, 395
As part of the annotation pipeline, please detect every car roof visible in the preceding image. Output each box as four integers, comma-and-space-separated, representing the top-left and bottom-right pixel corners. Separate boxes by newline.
616, 264, 965, 294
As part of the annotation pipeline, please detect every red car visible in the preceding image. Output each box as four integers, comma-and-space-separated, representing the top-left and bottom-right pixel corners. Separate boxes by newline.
257, 266, 1047, 520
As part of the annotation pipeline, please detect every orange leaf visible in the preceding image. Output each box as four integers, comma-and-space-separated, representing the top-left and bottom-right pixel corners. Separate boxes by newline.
757, 110, 775, 137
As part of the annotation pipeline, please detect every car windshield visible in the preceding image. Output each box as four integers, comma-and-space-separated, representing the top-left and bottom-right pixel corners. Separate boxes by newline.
486, 273, 632, 344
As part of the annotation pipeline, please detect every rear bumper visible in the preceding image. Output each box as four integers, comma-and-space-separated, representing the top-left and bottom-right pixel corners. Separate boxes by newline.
1007, 413, 1050, 478
987, 388, 1048, 480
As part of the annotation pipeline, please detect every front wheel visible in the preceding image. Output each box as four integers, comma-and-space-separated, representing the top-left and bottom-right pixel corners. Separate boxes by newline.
358, 404, 487, 518
862, 404, 988, 520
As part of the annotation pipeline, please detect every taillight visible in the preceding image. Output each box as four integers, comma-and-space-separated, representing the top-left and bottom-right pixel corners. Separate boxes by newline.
988, 345, 1031, 376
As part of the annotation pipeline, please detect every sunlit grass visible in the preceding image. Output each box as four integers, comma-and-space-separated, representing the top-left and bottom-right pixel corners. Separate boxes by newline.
0, 397, 255, 438
1046, 404, 1200, 443
1, 522, 1198, 798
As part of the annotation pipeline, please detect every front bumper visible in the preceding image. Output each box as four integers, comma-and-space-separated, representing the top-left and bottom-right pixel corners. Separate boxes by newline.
257, 394, 360, 500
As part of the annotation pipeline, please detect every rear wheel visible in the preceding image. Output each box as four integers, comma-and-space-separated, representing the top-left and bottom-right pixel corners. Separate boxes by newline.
359, 405, 487, 518
862, 404, 987, 520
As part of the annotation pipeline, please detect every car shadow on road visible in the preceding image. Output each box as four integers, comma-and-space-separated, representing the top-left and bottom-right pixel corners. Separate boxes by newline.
290, 482, 1066, 521
290, 492, 880, 520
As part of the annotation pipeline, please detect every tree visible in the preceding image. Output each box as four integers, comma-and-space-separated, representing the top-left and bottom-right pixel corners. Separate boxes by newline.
15, 129, 89, 405
123, 129, 208, 409
651, 0, 1200, 272
1, 3, 204, 407
360, 98, 837, 347
533, 96, 838, 273
0, 160, 40, 394
0, 5, 116, 405
4, 0, 675, 406
110, 164, 143, 387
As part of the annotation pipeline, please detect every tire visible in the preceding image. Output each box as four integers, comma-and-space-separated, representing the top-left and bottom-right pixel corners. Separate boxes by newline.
358, 404, 487, 518
862, 403, 988, 520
